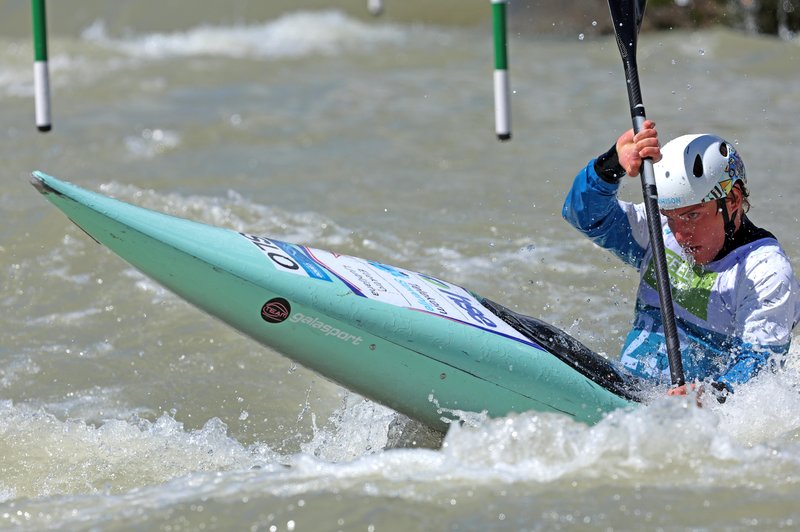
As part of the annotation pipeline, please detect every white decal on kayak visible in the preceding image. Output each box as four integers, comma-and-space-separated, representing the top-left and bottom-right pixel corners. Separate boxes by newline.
290, 312, 363, 346
241, 233, 300, 273
239, 238, 540, 348
241, 233, 331, 281
300, 248, 539, 343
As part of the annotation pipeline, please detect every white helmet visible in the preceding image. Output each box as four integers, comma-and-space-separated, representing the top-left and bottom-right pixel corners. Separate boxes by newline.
654, 134, 746, 210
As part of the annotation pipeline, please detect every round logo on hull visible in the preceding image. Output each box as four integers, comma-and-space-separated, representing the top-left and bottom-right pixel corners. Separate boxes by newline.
261, 298, 291, 323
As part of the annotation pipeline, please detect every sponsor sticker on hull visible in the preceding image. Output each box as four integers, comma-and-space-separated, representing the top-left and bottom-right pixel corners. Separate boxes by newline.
241, 233, 331, 282
261, 297, 291, 323
289, 312, 363, 346
306, 249, 532, 344
243, 233, 535, 346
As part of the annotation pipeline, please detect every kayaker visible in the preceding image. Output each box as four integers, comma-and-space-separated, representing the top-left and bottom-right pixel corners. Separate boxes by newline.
562, 120, 800, 397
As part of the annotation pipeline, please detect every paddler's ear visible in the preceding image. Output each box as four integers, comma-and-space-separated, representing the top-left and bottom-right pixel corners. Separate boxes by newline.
727, 182, 744, 212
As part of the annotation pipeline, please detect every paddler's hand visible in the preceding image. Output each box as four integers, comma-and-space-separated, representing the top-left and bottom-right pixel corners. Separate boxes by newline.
615, 119, 662, 177
667, 382, 704, 407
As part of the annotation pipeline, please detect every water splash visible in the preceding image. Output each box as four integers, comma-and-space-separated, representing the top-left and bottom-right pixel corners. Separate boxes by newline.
0, 401, 279, 501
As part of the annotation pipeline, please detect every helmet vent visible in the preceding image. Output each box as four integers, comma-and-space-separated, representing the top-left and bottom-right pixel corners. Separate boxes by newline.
719, 143, 728, 157
692, 154, 704, 177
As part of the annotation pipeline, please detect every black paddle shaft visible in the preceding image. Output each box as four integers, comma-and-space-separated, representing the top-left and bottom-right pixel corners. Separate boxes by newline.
609, 0, 685, 386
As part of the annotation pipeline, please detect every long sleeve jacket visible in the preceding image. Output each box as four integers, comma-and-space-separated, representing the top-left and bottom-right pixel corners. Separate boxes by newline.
563, 159, 800, 390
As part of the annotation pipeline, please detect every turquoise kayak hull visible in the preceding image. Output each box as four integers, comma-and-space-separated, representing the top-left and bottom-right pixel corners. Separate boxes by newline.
31, 172, 636, 431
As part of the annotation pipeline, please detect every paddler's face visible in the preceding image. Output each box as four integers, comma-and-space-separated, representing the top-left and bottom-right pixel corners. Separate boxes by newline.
660, 198, 730, 265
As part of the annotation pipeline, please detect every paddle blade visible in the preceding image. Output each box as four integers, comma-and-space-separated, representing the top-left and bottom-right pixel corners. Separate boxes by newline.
608, 0, 647, 57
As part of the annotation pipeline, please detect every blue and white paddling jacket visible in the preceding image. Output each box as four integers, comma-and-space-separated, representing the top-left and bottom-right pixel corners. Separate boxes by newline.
562, 156, 800, 391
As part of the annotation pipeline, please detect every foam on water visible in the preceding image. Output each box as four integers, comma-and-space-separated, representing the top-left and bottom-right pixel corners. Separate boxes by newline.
81, 11, 407, 60
0, 400, 281, 503
0, 356, 40, 389
3, 360, 800, 529
274, 366, 800, 494
0, 10, 418, 98
6, 363, 800, 498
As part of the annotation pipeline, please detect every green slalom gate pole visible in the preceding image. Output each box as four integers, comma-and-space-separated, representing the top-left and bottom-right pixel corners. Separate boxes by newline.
492, 0, 511, 141
32, 0, 52, 132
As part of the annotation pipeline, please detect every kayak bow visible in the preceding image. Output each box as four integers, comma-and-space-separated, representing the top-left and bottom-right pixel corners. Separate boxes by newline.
32, 171, 638, 431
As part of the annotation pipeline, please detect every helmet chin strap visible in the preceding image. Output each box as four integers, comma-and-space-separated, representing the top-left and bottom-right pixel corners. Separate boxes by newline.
716, 198, 738, 242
